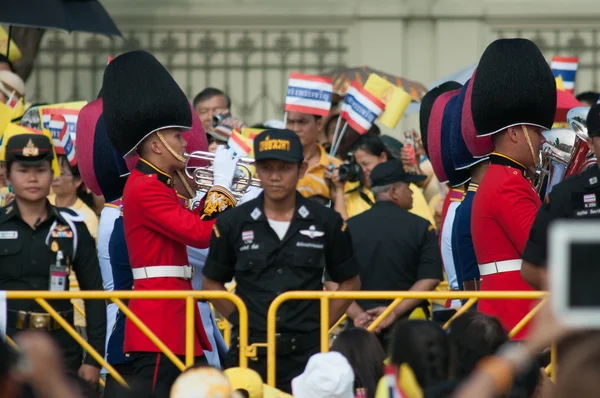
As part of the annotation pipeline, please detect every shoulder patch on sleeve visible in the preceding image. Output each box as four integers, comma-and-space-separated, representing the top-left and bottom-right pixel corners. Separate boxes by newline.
213, 224, 221, 238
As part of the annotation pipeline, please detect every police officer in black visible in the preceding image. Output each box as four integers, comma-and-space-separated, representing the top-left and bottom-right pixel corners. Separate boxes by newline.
522, 103, 600, 290
203, 128, 361, 392
329, 159, 442, 349
0, 133, 106, 385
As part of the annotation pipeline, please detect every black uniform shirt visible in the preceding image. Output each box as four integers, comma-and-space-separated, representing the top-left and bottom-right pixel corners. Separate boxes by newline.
203, 192, 359, 334
0, 202, 106, 363
346, 201, 443, 311
523, 164, 600, 267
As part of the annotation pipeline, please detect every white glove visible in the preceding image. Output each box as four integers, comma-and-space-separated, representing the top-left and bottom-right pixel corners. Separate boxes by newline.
212, 145, 239, 190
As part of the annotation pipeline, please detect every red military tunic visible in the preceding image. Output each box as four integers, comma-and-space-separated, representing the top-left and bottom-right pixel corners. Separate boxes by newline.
471, 153, 541, 339
123, 158, 214, 355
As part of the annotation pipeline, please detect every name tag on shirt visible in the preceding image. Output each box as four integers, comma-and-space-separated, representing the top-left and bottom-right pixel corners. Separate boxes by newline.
0, 231, 18, 239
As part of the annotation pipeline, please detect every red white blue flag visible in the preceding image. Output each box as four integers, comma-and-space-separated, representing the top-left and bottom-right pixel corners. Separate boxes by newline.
42, 110, 76, 166
551, 56, 578, 93
285, 72, 333, 117
340, 81, 385, 134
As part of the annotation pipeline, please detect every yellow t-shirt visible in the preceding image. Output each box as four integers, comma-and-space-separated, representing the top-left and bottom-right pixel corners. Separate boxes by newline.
345, 183, 436, 227
297, 144, 341, 199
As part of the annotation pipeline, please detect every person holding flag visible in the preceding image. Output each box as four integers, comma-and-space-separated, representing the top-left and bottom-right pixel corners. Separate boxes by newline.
284, 73, 343, 202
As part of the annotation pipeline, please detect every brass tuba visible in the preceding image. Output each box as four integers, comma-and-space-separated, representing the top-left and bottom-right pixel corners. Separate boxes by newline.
536, 107, 597, 199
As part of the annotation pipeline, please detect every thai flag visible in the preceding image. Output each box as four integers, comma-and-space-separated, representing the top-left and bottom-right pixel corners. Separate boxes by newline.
551, 56, 578, 93
43, 111, 76, 166
340, 81, 385, 134
285, 72, 333, 117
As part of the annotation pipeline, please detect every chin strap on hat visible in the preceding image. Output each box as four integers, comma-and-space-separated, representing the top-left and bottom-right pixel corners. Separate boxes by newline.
156, 131, 187, 163
175, 169, 196, 199
521, 125, 542, 177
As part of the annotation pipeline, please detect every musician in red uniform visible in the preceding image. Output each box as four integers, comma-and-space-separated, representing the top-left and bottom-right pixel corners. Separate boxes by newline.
470, 39, 557, 339
102, 50, 239, 397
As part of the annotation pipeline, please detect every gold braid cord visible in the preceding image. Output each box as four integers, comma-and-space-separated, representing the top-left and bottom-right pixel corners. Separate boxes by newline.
522, 125, 539, 169
156, 131, 187, 163
200, 186, 237, 220
175, 169, 196, 199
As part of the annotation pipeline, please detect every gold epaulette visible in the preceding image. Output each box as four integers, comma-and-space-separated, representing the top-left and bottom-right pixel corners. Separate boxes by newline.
200, 186, 237, 220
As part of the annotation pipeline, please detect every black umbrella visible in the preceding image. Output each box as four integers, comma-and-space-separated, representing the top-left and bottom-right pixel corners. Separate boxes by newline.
0, 0, 120, 57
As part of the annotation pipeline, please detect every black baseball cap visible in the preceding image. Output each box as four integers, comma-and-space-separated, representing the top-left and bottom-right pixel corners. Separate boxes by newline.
254, 128, 304, 162
370, 159, 426, 187
5, 133, 54, 165
586, 103, 600, 138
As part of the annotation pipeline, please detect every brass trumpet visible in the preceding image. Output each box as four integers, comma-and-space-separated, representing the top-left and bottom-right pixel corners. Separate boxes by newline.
184, 151, 261, 198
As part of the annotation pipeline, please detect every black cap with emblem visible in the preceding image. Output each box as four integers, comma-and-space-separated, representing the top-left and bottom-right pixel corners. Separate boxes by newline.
254, 128, 304, 163
586, 103, 600, 138
370, 159, 427, 187
5, 133, 54, 165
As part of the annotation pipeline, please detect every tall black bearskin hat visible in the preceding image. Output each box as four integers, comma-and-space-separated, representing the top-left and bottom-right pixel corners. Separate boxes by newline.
102, 50, 192, 156
471, 38, 557, 137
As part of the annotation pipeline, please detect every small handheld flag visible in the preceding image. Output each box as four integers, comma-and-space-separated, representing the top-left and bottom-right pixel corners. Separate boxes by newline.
227, 129, 254, 157
364, 74, 412, 129
43, 112, 76, 166
340, 81, 385, 134
551, 56, 578, 93
285, 72, 333, 117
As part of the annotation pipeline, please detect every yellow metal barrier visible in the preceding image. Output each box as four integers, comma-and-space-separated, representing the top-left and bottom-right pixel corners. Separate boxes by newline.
266, 291, 546, 386
5, 290, 249, 387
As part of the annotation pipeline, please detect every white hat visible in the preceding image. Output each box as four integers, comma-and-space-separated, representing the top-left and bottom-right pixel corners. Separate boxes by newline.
170, 367, 232, 398
0, 70, 24, 98
291, 352, 354, 398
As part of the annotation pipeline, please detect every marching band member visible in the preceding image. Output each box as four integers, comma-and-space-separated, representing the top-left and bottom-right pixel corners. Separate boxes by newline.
448, 78, 491, 292
102, 50, 239, 397
470, 39, 556, 338
419, 81, 469, 306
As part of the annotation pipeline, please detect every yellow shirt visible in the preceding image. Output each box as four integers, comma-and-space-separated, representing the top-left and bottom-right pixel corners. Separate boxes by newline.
344, 183, 436, 227
47, 195, 99, 241
297, 144, 341, 199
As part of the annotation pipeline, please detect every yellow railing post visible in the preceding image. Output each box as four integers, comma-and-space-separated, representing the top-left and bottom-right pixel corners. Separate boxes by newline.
442, 298, 478, 330
35, 298, 128, 388
508, 299, 546, 339
266, 290, 547, 387
111, 298, 186, 371
185, 296, 195, 368
320, 297, 329, 353
367, 298, 403, 332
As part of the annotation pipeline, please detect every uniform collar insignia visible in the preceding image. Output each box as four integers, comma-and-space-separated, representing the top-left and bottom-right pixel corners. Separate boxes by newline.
5, 205, 13, 215
589, 176, 598, 186
250, 208, 262, 220
298, 205, 310, 218
136, 158, 173, 187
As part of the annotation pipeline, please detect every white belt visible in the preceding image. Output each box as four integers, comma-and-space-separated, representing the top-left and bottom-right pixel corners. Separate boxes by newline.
132, 266, 194, 280
478, 260, 522, 276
